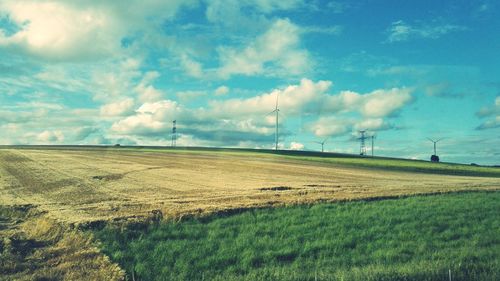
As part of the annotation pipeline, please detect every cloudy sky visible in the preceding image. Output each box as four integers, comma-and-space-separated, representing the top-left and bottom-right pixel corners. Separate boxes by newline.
1, 0, 499, 164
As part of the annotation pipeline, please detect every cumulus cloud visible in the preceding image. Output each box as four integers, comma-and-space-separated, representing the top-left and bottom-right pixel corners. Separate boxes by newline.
134, 71, 164, 102
92, 58, 142, 101
110, 79, 413, 146
476, 96, 500, 130
36, 130, 64, 143
215, 85, 229, 96
354, 118, 393, 131
0, 0, 195, 61
209, 79, 331, 117
387, 20, 467, 43
324, 87, 413, 117
111, 100, 181, 135
180, 54, 204, 78
289, 141, 304, 150
359, 88, 413, 117
217, 18, 311, 78
74, 127, 98, 141
310, 117, 351, 137
100, 98, 135, 117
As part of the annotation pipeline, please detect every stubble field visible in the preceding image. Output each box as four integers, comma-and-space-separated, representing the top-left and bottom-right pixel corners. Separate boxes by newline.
1, 147, 499, 225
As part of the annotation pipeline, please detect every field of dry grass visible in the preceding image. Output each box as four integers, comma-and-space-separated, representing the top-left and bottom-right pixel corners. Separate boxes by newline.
1, 147, 499, 225
0, 147, 498, 280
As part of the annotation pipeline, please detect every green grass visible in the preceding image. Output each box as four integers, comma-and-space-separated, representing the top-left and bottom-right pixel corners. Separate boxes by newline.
95, 191, 500, 281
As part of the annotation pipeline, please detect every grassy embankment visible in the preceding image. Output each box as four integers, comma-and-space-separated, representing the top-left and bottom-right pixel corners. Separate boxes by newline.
95, 191, 500, 281
0, 205, 124, 281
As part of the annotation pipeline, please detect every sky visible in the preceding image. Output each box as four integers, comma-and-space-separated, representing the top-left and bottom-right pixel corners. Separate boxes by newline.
0, 0, 499, 165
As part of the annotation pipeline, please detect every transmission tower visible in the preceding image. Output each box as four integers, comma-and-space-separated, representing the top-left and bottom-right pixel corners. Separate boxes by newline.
358, 130, 367, 156
171, 120, 177, 147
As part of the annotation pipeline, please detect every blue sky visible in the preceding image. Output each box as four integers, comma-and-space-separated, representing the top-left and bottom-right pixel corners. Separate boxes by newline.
0, 0, 499, 164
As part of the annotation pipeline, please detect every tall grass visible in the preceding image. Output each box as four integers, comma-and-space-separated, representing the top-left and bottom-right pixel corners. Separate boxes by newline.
95, 191, 500, 280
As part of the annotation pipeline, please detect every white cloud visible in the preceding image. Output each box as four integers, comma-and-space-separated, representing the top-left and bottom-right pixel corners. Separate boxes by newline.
135, 71, 164, 103
324, 87, 413, 117
111, 100, 181, 134
215, 85, 230, 96
176, 90, 207, 103
310, 116, 396, 138
92, 58, 142, 102
359, 88, 413, 117
100, 98, 135, 117
0, 0, 195, 61
217, 18, 311, 78
310, 117, 351, 137
477, 116, 500, 130
110, 79, 413, 147
476, 96, 500, 130
0, 1, 121, 60
36, 130, 64, 143
354, 118, 392, 131
180, 54, 204, 78
387, 20, 467, 43
289, 141, 304, 150
209, 78, 331, 117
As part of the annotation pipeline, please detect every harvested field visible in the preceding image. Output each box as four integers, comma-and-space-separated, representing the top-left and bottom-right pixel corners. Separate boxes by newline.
0, 147, 498, 226
0, 147, 499, 280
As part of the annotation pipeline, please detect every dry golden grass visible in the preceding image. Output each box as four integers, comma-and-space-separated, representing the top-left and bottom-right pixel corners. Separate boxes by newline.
1, 147, 499, 227
0, 205, 124, 281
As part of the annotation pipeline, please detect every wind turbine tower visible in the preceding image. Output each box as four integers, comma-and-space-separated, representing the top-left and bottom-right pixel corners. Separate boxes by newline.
358, 130, 367, 156
171, 120, 177, 147
315, 137, 328, 153
270, 93, 280, 150
371, 134, 376, 157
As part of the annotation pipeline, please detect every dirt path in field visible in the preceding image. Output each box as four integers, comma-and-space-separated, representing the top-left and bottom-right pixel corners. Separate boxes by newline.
0, 148, 498, 225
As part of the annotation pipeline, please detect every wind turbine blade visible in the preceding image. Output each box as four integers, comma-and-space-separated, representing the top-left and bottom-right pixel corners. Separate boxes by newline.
275, 92, 279, 110
427, 137, 435, 142
266, 109, 277, 115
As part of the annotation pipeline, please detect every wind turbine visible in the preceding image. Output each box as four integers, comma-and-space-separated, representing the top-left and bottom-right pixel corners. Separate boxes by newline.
315, 137, 328, 153
370, 133, 376, 157
270, 92, 280, 150
427, 137, 444, 155
427, 137, 444, 162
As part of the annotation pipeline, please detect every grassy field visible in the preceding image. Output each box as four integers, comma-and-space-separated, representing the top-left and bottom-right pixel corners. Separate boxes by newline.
1, 147, 499, 225
95, 191, 500, 281
0, 146, 499, 280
